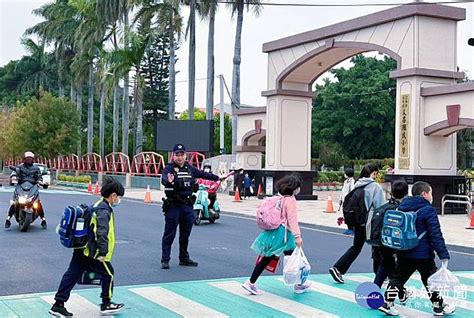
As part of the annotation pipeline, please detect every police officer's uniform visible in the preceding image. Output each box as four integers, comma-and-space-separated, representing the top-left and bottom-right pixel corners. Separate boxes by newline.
161, 144, 219, 268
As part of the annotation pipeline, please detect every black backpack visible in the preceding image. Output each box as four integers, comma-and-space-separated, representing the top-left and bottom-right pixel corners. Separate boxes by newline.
366, 199, 399, 246
342, 183, 370, 228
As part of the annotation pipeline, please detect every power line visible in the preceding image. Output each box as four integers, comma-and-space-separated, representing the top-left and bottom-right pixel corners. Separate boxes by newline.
210, 0, 474, 7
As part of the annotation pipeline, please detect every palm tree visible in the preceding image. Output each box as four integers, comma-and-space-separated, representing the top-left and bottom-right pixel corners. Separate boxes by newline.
228, 0, 262, 154
198, 0, 218, 120
184, 0, 197, 120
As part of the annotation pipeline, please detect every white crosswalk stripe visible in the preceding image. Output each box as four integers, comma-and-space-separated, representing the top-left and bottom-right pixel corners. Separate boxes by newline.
210, 280, 338, 318
347, 275, 474, 311
130, 286, 229, 318
276, 278, 433, 318
41, 294, 101, 318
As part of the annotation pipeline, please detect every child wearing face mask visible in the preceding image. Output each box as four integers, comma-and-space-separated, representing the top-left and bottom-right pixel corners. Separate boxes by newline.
49, 177, 125, 317
242, 174, 311, 295
380, 181, 455, 316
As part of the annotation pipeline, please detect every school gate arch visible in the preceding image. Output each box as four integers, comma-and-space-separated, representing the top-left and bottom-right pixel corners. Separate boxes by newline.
253, 3, 474, 199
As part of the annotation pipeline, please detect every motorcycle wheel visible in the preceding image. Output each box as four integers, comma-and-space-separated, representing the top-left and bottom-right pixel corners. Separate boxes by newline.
193, 210, 202, 225
20, 212, 32, 232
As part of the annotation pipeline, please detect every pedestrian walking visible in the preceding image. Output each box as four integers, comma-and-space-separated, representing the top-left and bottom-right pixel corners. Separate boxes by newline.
371, 180, 408, 288
339, 168, 355, 235
243, 173, 252, 199
161, 144, 225, 269
242, 174, 311, 295
380, 181, 455, 316
329, 163, 386, 283
49, 177, 125, 317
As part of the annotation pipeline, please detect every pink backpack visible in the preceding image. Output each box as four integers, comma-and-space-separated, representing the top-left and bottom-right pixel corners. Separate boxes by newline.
256, 196, 286, 230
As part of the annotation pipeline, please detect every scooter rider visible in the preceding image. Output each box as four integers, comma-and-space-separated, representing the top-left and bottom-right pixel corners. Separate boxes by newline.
5, 151, 47, 229
197, 164, 219, 212
161, 144, 224, 269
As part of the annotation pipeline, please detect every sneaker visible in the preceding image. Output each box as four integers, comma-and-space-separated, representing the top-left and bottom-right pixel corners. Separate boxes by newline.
179, 259, 198, 267
161, 261, 170, 269
343, 229, 354, 235
100, 302, 124, 315
41, 219, 47, 229
294, 281, 312, 294
329, 267, 344, 283
241, 280, 262, 295
5, 219, 11, 229
433, 303, 456, 316
49, 304, 73, 317
399, 288, 413, 305
379, 302, 399, 316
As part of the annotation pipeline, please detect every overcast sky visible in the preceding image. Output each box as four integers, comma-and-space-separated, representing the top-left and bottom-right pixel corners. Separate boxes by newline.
1, 0, 473, 111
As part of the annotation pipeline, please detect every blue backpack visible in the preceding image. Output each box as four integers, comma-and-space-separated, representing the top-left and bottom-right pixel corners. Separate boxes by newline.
58, 204, 95, 248
381, 209, 426, 250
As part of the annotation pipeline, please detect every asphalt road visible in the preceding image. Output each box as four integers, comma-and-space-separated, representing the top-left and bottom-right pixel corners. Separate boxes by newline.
1, 188, 473, 296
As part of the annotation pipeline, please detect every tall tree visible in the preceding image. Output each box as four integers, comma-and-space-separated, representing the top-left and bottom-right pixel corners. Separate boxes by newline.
228, 0, 262, 154
185, 0, 196, 120
198, 0, 218, 120
312, 55, 397, 159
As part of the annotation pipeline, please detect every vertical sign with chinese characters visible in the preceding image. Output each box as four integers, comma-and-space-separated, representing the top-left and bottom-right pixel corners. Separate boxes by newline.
399, 94, 410, 169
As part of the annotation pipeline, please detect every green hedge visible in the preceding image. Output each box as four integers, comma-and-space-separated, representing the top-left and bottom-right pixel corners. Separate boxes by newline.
312, 158, 394, 170
57, 174, 91, 184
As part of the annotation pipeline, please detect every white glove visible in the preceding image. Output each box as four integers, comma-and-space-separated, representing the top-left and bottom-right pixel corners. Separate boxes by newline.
441, 259, 448, 268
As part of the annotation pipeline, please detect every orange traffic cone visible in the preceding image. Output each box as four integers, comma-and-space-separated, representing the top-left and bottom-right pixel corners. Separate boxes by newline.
324, 195, 335, 213
233, 187, 242, 202
87, 181, 92, 193
144, 186, 152, 203
94, 182, 100, 195
466, 209, 474, 230
257, 184, 264, 196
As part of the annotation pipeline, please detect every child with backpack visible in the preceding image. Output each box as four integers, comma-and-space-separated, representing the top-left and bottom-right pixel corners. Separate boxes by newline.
329, 163, 386, 284
49, 177, 125, 317
380, 181, 455, 316
242, 174, 311, 295
339, 168, 356, 235
369, 180, 408, 288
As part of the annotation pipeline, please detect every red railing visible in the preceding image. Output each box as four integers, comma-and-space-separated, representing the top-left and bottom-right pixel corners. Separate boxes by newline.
4, 151, 205, 176
131, 152, 165, 176
104, 152, 131, 174
81, 153, 103, 173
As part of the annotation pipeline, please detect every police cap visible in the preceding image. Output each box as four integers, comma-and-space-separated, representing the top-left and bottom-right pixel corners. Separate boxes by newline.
172, 143, 186, 154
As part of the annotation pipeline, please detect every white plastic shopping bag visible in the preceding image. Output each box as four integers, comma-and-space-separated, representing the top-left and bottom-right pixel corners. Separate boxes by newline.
283, 247, 311, 286
428, 260, 460, 292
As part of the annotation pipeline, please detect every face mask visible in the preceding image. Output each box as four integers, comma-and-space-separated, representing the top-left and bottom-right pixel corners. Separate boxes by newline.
294, 187, 301, 196
112, 197, 121, 207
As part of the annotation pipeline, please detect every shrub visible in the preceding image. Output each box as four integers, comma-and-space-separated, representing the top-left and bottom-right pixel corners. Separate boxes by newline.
58, 174, 91, 184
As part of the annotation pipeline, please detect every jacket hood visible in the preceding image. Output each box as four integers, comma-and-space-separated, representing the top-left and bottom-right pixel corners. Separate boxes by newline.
398, 196, 431, 211
354, 178, 374, 188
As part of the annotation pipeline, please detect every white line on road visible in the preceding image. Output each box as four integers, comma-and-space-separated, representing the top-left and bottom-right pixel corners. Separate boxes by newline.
210, 280, 338, 317
130, 286, 229, 318
41, 294, 101, 318
276, 278, 432, 318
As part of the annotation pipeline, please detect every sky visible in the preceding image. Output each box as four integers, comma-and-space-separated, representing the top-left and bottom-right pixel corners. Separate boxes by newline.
0, 0, 473, 112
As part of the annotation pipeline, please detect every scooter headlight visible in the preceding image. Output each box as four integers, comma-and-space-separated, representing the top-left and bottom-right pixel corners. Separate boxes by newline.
33, 202, 39, 209
18, 196, 27, 204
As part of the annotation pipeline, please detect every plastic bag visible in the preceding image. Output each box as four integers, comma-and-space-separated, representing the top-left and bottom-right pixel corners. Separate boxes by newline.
428, 260, 460, 292
283, 247, 311, 286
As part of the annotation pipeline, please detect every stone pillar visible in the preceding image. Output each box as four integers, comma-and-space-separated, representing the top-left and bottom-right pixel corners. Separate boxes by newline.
236, 152, 263, 170
125, 173, 132, 189
265, 94, 312, 171
395, 76, 457, 176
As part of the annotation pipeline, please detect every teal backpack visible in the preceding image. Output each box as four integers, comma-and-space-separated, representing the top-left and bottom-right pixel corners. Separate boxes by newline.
381, 209, 426, 250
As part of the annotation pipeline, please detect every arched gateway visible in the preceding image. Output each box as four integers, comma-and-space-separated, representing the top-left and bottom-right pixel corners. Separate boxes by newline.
237, 3, 474, 201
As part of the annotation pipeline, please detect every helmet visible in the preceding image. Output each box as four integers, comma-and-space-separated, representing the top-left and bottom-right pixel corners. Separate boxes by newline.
24, 151, 35, 159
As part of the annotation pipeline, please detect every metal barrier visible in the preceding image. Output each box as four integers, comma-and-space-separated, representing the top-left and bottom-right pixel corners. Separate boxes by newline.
81, 153, 103, 173
104, 152, 131, 174
131, 152, 165, 176
187, 152, 206, 169
441, 194, 472, 216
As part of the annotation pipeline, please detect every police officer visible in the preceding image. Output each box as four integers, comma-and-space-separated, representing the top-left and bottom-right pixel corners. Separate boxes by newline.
161, 144, 224, 269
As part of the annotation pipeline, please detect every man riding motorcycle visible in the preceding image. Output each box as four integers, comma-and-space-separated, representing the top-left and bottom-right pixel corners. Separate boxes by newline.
5, 151, 47, 229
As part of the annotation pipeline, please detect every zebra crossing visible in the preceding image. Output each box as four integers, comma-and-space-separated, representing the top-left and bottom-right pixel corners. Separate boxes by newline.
0, 272, 473, 318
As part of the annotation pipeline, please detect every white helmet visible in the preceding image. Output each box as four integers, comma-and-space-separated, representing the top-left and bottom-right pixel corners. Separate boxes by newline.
24, 151, 35, 159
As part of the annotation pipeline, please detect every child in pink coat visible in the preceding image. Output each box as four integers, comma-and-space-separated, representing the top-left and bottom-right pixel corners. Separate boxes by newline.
242, 174, 311, 295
